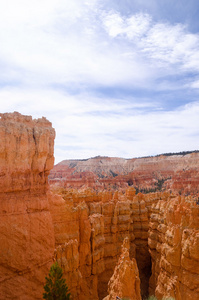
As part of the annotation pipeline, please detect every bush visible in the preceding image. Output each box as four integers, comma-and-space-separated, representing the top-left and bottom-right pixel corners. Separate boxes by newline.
43, 262, 70, 300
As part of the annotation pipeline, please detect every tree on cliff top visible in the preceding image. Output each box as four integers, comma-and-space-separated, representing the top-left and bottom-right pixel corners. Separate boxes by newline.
43, 262, 70, 300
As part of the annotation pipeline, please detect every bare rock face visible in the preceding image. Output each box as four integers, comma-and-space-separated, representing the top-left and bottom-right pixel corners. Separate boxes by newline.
49, 186, 160, 299
148, 195, 199, 300
0, 112, 55, 193
49, 185, 199, 300
48, 191, 96, 300
1, 112, 199, 300
0, 112, 55, 299
103, 237, 141, 300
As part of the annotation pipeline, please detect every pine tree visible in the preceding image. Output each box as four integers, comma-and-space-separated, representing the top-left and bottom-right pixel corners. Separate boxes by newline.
43, 262, 70, 300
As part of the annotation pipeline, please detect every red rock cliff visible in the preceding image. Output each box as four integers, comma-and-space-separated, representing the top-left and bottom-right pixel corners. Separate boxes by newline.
1, 112, 198, 300
49, 185, 199, 300
49, 186, 162, 299
148, 195, 199, 300
0, 112, 55, 299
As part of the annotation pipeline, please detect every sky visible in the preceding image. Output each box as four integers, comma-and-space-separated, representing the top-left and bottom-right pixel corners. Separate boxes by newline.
1, 0, 199, 164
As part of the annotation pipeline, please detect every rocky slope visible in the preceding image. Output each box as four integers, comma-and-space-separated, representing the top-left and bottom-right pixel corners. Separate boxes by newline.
49, 153, 199, 195
0, 112, 55, 299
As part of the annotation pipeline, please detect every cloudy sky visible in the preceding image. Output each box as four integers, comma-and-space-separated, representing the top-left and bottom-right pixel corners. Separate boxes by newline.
1, 0, 199, 163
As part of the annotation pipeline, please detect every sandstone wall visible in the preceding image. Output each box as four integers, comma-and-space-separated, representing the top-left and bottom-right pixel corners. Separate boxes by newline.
148, 195, 199, 300
0, 112, 55, 299
49, 186, 161, 299
49, 185, 199, 300
1, 112, 198, 300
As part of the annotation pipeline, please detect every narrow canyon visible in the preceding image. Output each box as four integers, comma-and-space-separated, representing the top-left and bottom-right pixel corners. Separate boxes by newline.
0, 112, 198, 300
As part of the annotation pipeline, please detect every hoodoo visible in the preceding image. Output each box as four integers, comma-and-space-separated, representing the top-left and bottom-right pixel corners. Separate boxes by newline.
0, 112, 198, 300
103, 237, 141, 300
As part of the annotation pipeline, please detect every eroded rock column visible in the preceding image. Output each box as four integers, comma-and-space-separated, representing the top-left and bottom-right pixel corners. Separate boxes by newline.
0, 112, 55, 299
103, 237, 141, 300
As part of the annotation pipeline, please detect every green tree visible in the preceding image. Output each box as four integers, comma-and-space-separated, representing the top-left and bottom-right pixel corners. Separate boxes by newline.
43, 262, 70, 300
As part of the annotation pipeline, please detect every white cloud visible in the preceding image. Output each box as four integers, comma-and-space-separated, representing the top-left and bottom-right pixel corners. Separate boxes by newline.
53, 99, 199, 163
102, 12, 151, 39
1, 0, 198, 90
0, 1, 199, 163
1, 85, 199, 163
142, 23, 199, 70
190, 80, 199, 89
0, 1, 154, 89
102, 11, 199, 73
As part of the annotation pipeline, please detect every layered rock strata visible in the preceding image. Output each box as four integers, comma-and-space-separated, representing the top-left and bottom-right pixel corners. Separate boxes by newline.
49, 186, 162, 299
50, 185, 199, 300
0, 112, 55, 299
49, 153, 199, 195
148, 195, 199, 300
1, 112, 199, 300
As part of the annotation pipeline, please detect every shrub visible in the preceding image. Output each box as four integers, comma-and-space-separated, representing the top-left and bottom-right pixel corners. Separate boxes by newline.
43, 262, 70, 300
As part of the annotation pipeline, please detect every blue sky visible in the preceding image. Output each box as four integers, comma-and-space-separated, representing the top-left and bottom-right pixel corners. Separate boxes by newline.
1, 0, 199, 163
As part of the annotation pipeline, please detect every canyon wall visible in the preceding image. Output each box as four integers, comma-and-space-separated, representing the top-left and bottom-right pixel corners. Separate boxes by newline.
1, 112, 198, 300
148, 195, 199, 300
49, 154, 199, 195
49, 186, 171, 299
48, 187, 199, 300
0, 112, 55, 299
49, 186, 199, 300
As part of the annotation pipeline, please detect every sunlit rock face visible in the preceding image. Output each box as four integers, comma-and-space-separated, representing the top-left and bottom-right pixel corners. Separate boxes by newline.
0, 112, 55, 299
148, 195, 199, 300
1, 112, 198, 300
103, 237, 141, 300
50, 185, 199, 300
48, 187, 161, 300
49, 153, 199, 195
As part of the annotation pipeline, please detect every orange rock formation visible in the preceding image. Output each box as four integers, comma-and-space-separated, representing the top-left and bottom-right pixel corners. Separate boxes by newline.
1, 112, 198, 300
103, 237, 141, 300
49, 186, 167, 299
49, 153, 199, 195
49, 185, 199, 300
148, 195, 199, 300
0, 112, 55, 299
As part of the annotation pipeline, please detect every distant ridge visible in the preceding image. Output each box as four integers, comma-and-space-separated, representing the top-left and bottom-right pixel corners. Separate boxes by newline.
156, 150, 199, 157
49, 151, 199, 195
62, 150, 199, 162
132, 150, 199, 160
